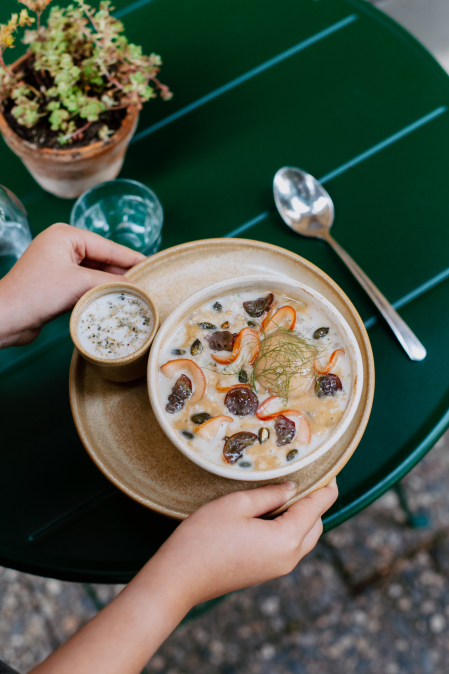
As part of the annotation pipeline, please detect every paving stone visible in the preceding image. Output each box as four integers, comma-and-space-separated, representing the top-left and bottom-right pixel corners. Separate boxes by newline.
324, 434, 449, 587
146, 544, 449, 674
376, 0, 449, 73
0, 568, 99, 672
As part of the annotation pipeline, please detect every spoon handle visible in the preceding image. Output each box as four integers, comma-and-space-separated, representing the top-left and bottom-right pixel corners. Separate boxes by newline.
324, 234, 426, 361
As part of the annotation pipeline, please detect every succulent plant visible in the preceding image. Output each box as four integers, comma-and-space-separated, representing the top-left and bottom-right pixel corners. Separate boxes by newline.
0, 0, 171, 145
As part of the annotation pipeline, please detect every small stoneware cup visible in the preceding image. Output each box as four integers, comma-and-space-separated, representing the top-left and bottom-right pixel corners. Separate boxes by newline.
70, 281, 159, 382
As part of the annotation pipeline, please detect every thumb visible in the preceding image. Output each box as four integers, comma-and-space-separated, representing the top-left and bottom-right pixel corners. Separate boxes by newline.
81, 269, 140, 294
234, 481, 298, 518
279, 478, 338, 538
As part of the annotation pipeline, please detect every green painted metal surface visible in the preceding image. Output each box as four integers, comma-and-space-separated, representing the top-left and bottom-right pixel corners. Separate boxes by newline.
1, 0, 449, 581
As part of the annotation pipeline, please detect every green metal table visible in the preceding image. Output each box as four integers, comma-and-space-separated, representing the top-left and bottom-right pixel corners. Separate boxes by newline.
1, 0, 449, 583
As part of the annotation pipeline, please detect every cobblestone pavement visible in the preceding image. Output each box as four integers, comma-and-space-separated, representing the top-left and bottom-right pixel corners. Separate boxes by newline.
2, 430, 449, 674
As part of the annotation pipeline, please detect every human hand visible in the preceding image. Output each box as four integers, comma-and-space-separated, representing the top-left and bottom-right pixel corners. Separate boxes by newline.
29, 481, 337, 674
0, 223, 145, 348
146, 479, 338, 610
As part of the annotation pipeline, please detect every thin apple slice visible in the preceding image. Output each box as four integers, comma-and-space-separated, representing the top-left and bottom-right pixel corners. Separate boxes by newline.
195, 415, 233, 441
260, 301, 278, 327
216, 382, 252, 393
288, 411, 311, 445
160, 359, 206, 404
211, 328, 260, 365
258, 405, 304, 423
273, 410, 311, 446
315, 348, 345, 375
262, 305, 296, 333
256, 395, 282, 419
256, 397, 311, 445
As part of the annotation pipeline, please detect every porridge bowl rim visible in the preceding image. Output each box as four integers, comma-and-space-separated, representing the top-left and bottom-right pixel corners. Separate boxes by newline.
147, 274, 363, 481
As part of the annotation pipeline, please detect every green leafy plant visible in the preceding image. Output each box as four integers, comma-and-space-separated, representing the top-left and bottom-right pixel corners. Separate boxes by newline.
0, 0, 172, 145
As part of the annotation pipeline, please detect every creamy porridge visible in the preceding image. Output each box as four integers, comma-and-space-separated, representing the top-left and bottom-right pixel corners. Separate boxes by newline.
78, 291, 154, 359
158, 290, 352, 471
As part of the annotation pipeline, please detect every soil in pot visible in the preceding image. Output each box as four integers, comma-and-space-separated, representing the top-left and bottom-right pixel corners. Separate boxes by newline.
2, 55, 127, 150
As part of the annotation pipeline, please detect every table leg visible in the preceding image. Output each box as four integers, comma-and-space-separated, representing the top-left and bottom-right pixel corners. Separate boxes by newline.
393, 482, 430, 529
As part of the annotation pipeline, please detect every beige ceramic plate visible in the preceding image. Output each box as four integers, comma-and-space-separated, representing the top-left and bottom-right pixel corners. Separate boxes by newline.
69, 238, 375, 519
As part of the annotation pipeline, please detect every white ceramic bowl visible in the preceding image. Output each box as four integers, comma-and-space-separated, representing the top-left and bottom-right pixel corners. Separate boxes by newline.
148, 275, 363, 481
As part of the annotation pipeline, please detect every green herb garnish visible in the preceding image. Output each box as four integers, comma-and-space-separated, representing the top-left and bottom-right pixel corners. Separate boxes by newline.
250, 326, 328, 400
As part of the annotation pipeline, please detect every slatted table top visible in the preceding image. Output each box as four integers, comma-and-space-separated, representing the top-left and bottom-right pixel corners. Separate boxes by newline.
1, 0, 449, 582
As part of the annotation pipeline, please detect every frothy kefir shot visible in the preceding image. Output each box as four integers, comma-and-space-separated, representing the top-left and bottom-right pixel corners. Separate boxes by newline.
70, 282, 159, 382
78, 292, 154, 359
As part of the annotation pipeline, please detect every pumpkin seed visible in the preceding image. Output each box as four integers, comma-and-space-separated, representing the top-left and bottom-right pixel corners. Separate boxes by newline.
198, 322, 216, 329
238, 461, 252, 469
213, 302, 222, 311
190, 339, 203, 356
191, 412, 212, 425
238, 368, 248, 383
313, 327, 329, 339
287, 449, 299, 461
172, 348, 186, 355
258, 427, 270, 444
247, 320, 257, 327
182, 431, 194, 440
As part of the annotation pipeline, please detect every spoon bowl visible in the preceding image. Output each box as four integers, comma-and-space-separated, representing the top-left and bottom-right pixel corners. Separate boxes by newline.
274, 166, 334, 236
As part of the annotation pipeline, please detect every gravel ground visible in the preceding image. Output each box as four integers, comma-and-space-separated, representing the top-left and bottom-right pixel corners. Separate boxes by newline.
2, 431, 449, 674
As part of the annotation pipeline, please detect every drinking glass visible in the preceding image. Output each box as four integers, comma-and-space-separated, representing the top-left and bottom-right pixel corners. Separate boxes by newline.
70, 179, 164, 256
0, 185, 32, 278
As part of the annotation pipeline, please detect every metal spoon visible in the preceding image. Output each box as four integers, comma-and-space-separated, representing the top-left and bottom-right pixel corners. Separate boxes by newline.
273, 166, 426, 361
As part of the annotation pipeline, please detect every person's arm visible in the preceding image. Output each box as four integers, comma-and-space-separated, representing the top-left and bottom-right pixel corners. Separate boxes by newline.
0, 223, 145, 348
30, 479, 338, 674
1, 222, 337, 674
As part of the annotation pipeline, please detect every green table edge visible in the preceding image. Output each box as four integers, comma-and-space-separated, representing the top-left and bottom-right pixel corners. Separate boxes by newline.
323, 409, 449, 532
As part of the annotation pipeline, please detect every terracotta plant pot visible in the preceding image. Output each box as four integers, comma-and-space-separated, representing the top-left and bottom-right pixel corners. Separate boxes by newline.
0, 54, 139, 199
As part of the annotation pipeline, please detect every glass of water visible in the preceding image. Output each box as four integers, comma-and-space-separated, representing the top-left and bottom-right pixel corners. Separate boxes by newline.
0, 185, 32, 279
70, 179, 164, 256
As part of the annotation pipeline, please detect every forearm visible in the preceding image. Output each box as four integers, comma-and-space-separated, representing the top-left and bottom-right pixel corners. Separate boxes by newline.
30, 554, 193, 674
25, 479, 337, 674
0, 274, 35, 348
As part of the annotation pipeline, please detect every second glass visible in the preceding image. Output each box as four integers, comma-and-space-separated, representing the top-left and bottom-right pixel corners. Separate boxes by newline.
70, 179, 164, 256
